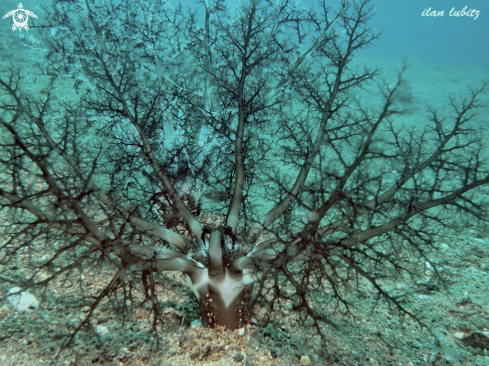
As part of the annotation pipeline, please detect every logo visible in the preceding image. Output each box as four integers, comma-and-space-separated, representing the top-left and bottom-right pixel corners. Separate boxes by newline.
3, 3, 38, 31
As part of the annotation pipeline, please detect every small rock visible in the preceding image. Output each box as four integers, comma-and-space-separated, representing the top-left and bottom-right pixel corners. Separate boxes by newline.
233, 354, 244, 362
6, 287, 39, 312
237, 327, 245, 336
453, 331, 467, 340
190, 319, 202, 328
95, 316, 110, 324
300, 355, 311, 365
95, 325, 109, 336
271, 349, 283, 358
412, 341, 423, 349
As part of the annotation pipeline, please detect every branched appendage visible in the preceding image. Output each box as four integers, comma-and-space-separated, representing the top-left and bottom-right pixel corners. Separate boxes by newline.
1, 0, 488, 362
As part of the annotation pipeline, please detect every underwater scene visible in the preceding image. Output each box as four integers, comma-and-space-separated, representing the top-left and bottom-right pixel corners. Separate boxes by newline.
0, 0, 488, 365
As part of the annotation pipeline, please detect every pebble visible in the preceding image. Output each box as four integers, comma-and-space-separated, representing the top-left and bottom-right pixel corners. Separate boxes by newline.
190, 319, 202, 328
6, 287, 39, 312
95, 325, 109, 336
300, 355, 311, 365
271, 349, 283, 358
